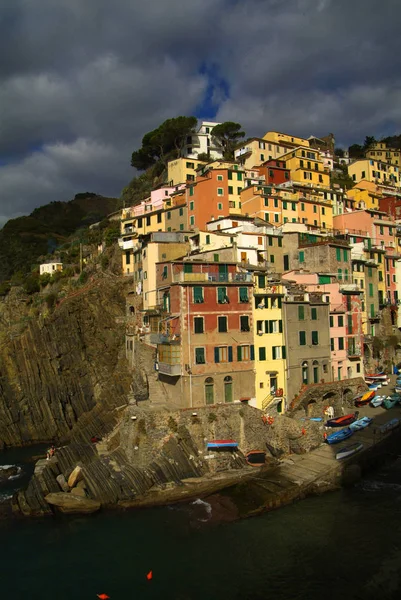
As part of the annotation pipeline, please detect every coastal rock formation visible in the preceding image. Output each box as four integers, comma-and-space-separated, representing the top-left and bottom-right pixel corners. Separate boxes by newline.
45, 492, 101, 514
0, 277, 132, 448
13, 403, 327, 516
0, 465, 19, 481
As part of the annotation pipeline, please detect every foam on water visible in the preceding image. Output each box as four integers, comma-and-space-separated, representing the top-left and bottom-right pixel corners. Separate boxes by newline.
191, 498, 212, 522
360, 480, 401, 493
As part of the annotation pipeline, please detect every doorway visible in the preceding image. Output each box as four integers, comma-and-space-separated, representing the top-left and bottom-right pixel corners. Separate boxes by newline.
224, 376, 233, 403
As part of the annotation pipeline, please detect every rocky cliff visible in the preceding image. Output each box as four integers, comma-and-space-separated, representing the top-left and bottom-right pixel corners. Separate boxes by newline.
0, 276, 132, 448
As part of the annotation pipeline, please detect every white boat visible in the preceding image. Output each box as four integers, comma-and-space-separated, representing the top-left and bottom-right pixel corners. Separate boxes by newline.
370, 395, 386, 408
336, 442, 364, 460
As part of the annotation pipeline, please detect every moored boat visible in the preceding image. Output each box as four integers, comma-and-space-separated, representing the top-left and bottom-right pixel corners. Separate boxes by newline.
355, 390, 375, 407
207, 439, 238, 449
245, 450, 266, 466
349, 416, 373, 431
383, 395, 401, 410
365, 372, 387, 381
336, 442, 364, 460
379, 418, 400, 434
326, 428, 353, 445
326, 413, 357, 428
370, 395, 386, 408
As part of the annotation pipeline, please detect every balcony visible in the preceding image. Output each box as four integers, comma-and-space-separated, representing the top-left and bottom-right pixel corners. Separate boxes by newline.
118, 238, 137, 250
157, 342, 181, 377
172, 272, 253, 283
347, 349, 362, 359
158, 362, 182, 376
339, 283, 360, 293
235, 147, 252, 158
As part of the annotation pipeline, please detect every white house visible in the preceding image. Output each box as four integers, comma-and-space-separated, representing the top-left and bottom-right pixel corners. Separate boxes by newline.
181, 121, 224, 160
40, 262, 63, 276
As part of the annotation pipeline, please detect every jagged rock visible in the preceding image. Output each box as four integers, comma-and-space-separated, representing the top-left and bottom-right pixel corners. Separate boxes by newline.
56, 474, 70, 492
67, 465, 83, 488
0, 278, 132, 448
0, 466, 19, 481
45, 493, 101, 514
70, 486, 87, 498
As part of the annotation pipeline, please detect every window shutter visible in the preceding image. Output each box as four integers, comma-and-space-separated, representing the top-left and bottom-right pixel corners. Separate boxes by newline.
282, 346, 286, 359
279, 320, 283, 333
214, 347, 219, 363
250, 345, 255, 360
237, 346, 242, 361
269, 320, 273, 333
228, 346, 233, 362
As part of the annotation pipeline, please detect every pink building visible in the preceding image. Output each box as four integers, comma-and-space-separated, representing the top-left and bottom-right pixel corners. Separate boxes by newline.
333, 209, 397, 250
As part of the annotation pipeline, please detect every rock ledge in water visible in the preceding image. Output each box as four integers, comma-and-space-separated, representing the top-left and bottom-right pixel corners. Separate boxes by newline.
45, 493, 100, 514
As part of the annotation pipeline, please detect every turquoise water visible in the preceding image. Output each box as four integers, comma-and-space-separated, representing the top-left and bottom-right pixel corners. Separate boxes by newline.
1, 450, 401, 599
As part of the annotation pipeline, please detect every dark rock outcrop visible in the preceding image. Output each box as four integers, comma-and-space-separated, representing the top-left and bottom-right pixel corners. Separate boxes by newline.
0, 278, 132, 448
45, 492, 101, 514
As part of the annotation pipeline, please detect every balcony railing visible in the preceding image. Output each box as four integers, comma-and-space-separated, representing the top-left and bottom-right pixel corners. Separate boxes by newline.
172, 272, 253, 283
235, 147, 252, 157
158, 363, 182, 376
118, 238, 137, 250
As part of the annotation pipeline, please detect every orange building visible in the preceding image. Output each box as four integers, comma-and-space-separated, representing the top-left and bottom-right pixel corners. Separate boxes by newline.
187, 167, 244, 230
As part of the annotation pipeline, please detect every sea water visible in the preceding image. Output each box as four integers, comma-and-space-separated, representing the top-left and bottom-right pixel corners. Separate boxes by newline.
1, 448, 401, 600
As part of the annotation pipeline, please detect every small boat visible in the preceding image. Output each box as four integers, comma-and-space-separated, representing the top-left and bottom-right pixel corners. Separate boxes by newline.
326, 413, 357, 428
349, 416, 373, 431
383, 395, 400, 410
370, 395, 385, 408
355, 390, 375, 407
395, 387, 401, 394
379, 418, 400, 434
336, 442, 364, 460
245, 450, 266, 466
207, 439, 238, 449
368, 383, 381, 391
365, 372, 387, 381
326, 428, 353, 445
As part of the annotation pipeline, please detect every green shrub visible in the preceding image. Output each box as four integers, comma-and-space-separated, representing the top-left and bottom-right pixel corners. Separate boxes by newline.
78, 271, 89, 285
168, 416, 178, 432
45, 293, 58, 310
207, 412, 217, 423
23, 274, 40, 295
0, 282, 11, 297
101, 255, 109, 270
39, 273, 51, 287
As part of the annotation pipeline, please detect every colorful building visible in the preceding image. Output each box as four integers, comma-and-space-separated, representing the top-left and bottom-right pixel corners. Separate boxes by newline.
154, 260, 255, 407
348, 159, 400, 188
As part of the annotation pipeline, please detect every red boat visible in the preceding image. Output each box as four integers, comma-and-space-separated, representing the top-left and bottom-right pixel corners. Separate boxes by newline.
354, 390, 375, 407
326, 413, 358, 428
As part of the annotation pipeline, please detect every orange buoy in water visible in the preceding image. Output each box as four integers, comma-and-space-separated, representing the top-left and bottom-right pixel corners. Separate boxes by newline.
97, 594, 110, 600
146, 571, 153, 581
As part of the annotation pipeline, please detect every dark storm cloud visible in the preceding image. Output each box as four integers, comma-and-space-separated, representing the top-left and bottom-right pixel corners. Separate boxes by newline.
0, 0, 401, 224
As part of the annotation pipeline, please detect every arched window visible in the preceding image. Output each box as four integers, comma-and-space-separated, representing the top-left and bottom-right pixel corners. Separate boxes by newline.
224, 376, 233, 403
205, 377, 214, 405
302, 361, 309, 385
129, 305, 135, 314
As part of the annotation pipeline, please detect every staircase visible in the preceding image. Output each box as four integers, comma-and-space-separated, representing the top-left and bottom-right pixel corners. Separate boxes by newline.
262, 393, 274, 411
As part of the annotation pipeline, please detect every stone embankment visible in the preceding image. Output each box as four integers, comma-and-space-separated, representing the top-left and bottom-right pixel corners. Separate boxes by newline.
12, 385, 401, 518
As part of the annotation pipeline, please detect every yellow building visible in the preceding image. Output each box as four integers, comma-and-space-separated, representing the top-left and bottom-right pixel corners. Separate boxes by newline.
263, 131, 310, 147
347, 180, 382, 210
167, 157, 205, 186
253, 277, 287, 411
279, 147, 330, 188
365, 142, 400, 166
234, 137, 292, 169
348, 159, 401, 188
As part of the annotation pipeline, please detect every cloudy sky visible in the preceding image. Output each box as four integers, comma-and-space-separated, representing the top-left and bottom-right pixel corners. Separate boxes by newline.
1, 0, 401, 226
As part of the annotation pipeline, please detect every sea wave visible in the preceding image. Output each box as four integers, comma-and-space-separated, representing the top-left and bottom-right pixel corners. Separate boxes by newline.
191, 498, 212, 522
0, 464, 16, 470
0, 492, 13, 502
360, 480, 401, 493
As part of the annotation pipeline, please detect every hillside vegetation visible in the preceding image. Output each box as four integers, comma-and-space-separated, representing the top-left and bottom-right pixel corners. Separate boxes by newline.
0, 193, 121, 284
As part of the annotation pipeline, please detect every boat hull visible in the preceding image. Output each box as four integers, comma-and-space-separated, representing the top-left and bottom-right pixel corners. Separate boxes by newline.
349, 417, 373, 431
326, 428, 353, 445
326, 413, 356, 428
336, 442, 364, 460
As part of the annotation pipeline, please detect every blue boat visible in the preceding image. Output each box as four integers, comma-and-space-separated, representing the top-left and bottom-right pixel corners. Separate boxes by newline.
379, 418, 400, 434
336, 442, 364, 460
326, 428, 353, 445
370, 395, 385, 408
207, 439, 238, 449
349, 416, 373, 431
